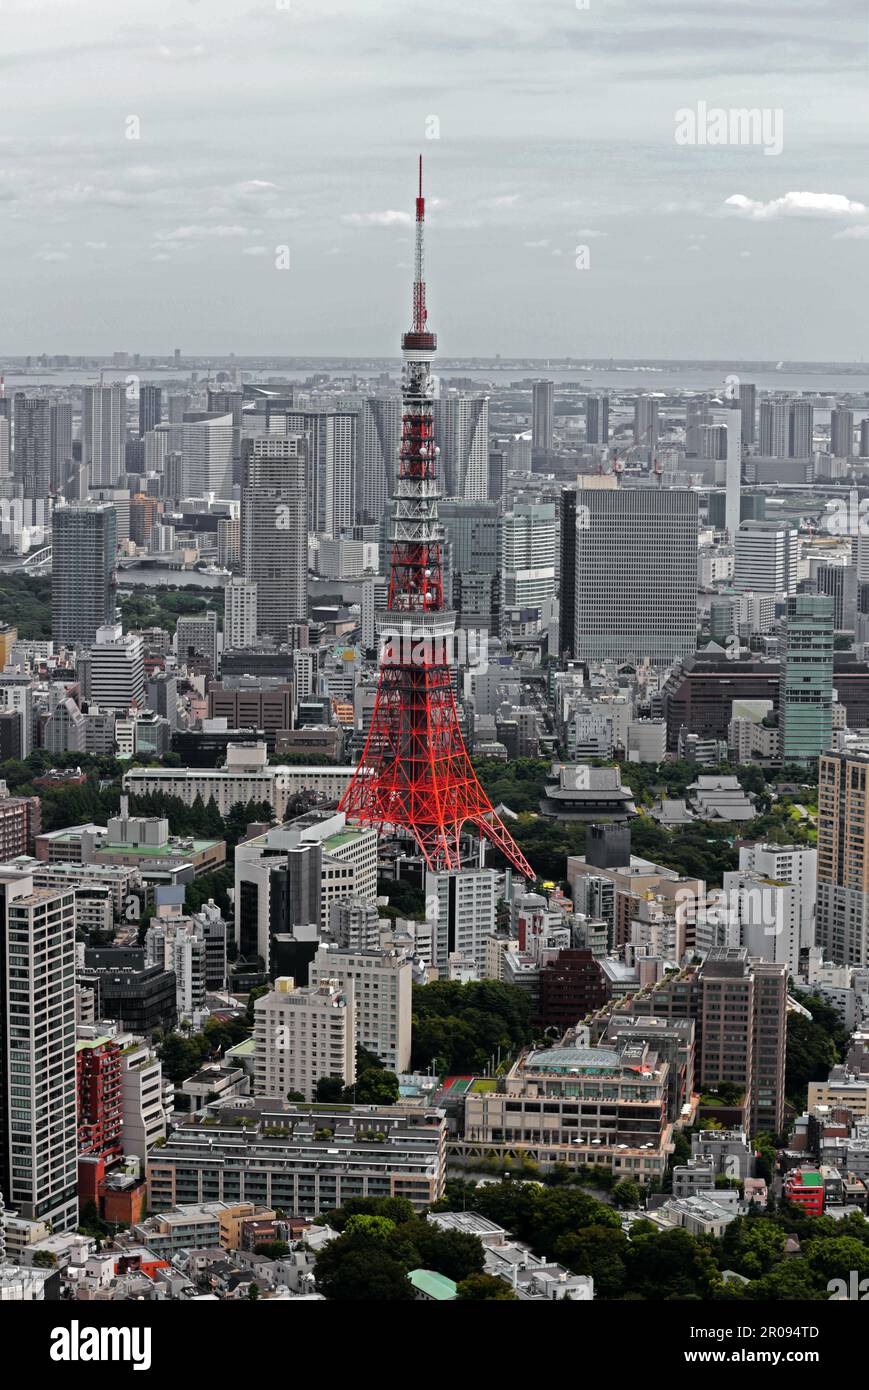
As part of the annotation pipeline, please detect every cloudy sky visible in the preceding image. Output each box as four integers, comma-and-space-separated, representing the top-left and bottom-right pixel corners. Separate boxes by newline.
1, 0, 867, 359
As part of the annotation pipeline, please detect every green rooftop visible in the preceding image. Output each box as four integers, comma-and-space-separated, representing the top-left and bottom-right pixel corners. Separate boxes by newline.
95, 838, 222, 858
323, 830, 365, 852
408, 1269, 457, 1301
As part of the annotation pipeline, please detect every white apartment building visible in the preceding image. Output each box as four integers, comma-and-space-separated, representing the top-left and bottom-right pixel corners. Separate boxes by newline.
738, 842, 816, 947
425, 867, 498, 978
722, 869, 802, 976
88, 624, 145, 712
733, 520, 798, 596
224, 577, 257, 649
253, 977, 356, 1101
145, 919, 207, 1025
310, 945, 412, 1073
118, 1034, 169, 1162
328, 898, 382, 952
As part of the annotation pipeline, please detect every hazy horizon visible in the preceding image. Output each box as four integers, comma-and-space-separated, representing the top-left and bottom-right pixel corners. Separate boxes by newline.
1, 0, 867, 359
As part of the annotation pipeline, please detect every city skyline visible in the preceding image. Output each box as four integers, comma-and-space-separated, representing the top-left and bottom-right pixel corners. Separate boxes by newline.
1, 0, 869, 1330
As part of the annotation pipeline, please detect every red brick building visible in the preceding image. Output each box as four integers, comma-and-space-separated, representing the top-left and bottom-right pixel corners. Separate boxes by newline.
77, 1035, 124, 1169
539, 950, 607, 1030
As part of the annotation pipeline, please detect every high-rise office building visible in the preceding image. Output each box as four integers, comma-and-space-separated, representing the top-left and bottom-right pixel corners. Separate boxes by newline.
88, 623, 145, 711
817, 743, 869, 965
49, 401, 73, 493
697, 424, 727, 459
532, 379, 554, 452
0, 872, 79, 1231
225, 576, 258, 649
206, 388, 243, 483
51, 502, 117, 646
175, 612, 218, 675
235, 832, 322, 976
241, 435, 308, 640
733, 519, 797, 594
758, 400, 789, 458
815, 561, 856, 632
738, 383, 757, 446
830, 408, 854, 459
499, 500, 557, 613
358, 396, 402, 521
487, 448, 507, 503
573, 488, 698, 664
586, 394, 609, 445
686, 399, 711, 456
789, 399, 814, 458
146, 672, 178, 733
138, 385, 162, 437
12, 395, 51, 499
81, 384, 126, 486
438, 498, 499, 633
433, 395, 490, 499
779, 594, 833, 764
268, 410, 356, 536
0, 415, 10, 480
698, 947, 787, 1137
181, 411, 234, 498
559, 488, 579, 658
633, 395, 659, 447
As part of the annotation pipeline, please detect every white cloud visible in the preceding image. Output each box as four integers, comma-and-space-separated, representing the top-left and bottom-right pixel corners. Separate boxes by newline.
341, 209, 413, 226
154, 223, 250, 241
724, 191, 869, 220
34, 249, 68, 261
834, 224, 869, 240
154, 44, 207, 61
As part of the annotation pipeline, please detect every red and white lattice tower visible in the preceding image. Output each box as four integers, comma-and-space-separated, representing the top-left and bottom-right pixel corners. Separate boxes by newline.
339, 158, 534, 878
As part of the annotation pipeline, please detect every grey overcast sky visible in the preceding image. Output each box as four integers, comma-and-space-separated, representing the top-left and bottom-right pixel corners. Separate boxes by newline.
1, 0, 867, 359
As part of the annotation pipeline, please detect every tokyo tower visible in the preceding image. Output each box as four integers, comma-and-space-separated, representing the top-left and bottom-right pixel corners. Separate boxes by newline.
339, 158, 534, 880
